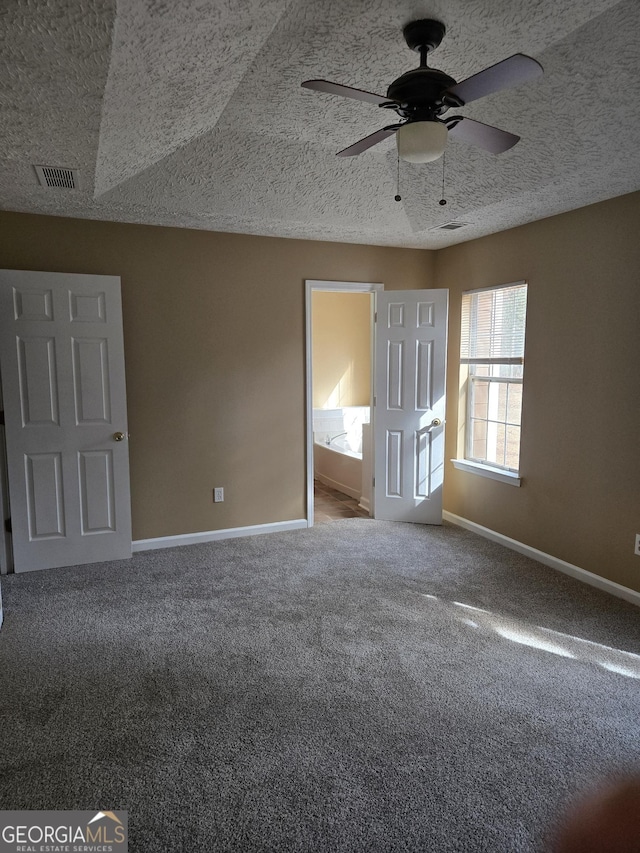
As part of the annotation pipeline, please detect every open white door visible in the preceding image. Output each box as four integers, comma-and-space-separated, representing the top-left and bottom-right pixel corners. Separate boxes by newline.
373, 289, 448, 523
0, 270, 132, 572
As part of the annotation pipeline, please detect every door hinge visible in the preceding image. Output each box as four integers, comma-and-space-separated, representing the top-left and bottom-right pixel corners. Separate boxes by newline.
372, 477, 375, 488
4, 518, 11, 534
374, 312, 377, 322
0, 410, 4, 425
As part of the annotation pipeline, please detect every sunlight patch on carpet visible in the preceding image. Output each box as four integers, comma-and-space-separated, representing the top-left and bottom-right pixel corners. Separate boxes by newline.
419, 594, 640, 679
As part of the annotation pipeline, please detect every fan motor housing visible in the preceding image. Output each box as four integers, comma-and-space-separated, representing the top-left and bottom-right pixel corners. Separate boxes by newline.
387, 68, 457, 115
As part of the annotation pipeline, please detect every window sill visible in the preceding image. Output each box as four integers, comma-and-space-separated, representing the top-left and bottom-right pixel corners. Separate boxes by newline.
451, 459, 521, 487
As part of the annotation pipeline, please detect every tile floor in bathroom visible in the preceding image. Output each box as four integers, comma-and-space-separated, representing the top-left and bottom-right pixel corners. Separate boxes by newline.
314, 480, 370, 523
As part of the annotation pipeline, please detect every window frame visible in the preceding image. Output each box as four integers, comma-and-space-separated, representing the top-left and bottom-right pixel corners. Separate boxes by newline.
453, 281, 528, 485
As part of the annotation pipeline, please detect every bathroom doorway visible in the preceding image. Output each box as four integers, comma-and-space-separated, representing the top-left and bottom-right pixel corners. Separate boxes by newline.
306, 281, 449, 528
305, 280, 382, 526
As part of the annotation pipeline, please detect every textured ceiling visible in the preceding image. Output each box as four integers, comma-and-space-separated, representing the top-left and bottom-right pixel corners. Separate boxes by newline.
1, 0, 639, 248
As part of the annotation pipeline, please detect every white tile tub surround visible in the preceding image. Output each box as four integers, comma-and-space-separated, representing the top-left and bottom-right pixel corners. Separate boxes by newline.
313, 406, 370, 456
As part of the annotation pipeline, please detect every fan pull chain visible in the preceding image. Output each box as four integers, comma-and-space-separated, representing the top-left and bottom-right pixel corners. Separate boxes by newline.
394, 153, 402, 202
439, 151, 447, 206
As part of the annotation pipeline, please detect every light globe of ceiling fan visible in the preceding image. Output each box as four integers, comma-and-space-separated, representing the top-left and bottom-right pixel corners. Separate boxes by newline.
396, 121, 448, 163
301, 19, 543, 163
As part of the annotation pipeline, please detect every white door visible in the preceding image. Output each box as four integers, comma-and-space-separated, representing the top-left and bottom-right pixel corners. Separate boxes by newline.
373, 289, 448, 523
0, 270, 132, 572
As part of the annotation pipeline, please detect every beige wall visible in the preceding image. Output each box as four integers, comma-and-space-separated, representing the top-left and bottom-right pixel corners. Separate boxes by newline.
1, 193, 638, 593
312, 291, 371, 409
437, 192, 640, 592
0, 212, 432, 540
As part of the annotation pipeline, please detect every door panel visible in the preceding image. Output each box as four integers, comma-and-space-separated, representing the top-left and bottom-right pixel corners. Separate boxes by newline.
79, 450, 116, 533
0, 270, 132, 572
25, 452, 65, 538
374, 290, 448, 524
18, 335, 60, 424
72, 337, 112, 423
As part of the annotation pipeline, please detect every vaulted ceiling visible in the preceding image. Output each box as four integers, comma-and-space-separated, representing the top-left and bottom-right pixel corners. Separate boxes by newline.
1, 0, 639, 248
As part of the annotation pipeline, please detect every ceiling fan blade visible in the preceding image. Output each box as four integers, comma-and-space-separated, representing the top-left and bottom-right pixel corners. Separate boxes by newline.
302, 79, 390, 106
446, 117, 520, 154
444, 54, 543, 105
336, 125, 400, 157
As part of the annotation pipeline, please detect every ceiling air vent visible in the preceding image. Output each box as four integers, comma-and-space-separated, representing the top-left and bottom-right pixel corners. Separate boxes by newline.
34, 165, 80, 189
429, 221, 469, 232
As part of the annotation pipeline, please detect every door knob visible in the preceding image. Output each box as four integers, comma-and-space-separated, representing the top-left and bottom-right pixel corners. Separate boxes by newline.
430, 418, 442, 428
113, 431, 126, 441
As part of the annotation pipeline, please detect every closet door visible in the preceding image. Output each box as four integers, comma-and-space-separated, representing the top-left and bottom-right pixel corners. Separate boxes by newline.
0, 270, 132, 572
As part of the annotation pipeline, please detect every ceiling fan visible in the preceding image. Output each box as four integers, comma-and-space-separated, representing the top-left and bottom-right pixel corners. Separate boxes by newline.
302, 19, 543, 163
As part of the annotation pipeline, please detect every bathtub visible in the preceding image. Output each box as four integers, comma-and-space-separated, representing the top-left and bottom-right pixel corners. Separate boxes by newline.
314, 440, 363, 500
317, 432, 362, 458
313, 406, 371, 507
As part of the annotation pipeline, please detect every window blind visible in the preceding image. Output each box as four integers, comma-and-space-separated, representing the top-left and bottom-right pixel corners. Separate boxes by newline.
460, 282, 527, 364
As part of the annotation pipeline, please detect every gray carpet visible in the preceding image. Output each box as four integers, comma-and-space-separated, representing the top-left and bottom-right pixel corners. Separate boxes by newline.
1, 519, 638, 852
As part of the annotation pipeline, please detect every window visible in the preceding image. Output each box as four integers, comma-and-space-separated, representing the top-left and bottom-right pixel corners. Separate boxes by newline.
456, 282, 527, 482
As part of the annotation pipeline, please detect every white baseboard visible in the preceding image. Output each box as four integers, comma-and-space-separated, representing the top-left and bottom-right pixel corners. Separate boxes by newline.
315, 473, 360, 501
133, 518, 308, 553
358, 496, 370, 513
443, 511, 640, 608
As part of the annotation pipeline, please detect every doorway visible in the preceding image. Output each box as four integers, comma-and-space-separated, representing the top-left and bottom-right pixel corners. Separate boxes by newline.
306, 281, 449, 528
305, 280, 382, 526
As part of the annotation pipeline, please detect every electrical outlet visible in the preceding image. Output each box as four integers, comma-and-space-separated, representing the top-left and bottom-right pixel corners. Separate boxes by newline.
213, 487, 224, 503
635, 533, 640, 556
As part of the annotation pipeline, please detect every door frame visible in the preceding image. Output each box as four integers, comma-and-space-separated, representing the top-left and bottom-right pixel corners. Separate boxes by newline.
304, 280, 383, 526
